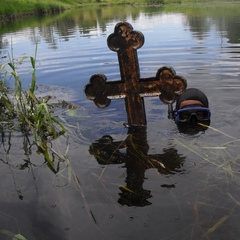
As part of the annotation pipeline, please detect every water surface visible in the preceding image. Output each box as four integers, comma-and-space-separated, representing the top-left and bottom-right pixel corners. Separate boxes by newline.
1, 3, 240, 240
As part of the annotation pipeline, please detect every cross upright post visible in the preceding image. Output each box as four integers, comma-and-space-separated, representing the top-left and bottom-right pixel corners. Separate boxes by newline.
107, 22, 146, 126
84, 22, 187, 126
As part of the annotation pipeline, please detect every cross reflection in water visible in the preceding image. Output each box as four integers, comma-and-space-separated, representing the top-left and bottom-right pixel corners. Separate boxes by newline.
89, 126, 186, 207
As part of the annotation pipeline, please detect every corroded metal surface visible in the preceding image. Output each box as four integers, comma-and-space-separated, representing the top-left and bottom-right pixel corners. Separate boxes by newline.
84, 22, 187, 126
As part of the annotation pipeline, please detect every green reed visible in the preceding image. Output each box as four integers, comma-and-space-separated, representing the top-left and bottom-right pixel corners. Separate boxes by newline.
0, 44, 67, 173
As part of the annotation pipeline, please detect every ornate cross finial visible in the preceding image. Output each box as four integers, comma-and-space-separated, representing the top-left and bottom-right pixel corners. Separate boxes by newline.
84, 22, 187, 126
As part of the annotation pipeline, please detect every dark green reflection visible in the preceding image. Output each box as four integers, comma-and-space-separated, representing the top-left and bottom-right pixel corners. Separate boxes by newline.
1, 4, 240, 51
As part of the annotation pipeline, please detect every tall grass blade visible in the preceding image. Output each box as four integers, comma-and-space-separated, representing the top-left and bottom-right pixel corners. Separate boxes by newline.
72, 172, 97, 224
198, 123, 238, 140
0, 43, 70, 174
202, 215, 229, 237
13, 233, 27, 240
29, 44, 37, 93
228, 192, 240, 207
0, 230, 27, 240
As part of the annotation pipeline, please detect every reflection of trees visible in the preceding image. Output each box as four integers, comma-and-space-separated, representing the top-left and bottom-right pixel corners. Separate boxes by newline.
1, 6, 143, 50
224, 17, 240, 44
28, 18, 77, 49
40, 6, 240, 47
184, 7, 240, 44
42, 20, 74, 48
1, 5, 240, 50
184, 16, 211, 41
0, 36, 9, 51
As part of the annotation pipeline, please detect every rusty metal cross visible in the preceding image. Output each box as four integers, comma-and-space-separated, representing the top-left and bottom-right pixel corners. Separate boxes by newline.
84, 22, 187, 126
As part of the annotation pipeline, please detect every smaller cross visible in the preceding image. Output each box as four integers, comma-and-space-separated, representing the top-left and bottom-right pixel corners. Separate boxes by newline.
84, 22, 187, 126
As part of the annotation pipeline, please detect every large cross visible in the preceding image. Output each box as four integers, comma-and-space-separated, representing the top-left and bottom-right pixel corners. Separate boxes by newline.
84, 22, 187, 126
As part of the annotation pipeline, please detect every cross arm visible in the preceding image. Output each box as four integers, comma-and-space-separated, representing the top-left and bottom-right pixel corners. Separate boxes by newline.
84, 73, 126, 108
138, 66, 187, 103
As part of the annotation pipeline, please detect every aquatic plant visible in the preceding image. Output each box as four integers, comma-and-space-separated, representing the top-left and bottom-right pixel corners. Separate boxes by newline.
0, 44, 67, 173
0, 229, 27, 240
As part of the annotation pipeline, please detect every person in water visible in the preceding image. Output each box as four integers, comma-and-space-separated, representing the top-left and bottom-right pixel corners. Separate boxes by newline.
173, 88, 211, 134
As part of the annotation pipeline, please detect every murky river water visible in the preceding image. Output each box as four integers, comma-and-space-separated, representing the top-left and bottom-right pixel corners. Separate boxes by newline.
1, 3, 240, 240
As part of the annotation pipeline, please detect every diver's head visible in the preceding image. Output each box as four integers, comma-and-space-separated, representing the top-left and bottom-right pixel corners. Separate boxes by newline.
174, 88, 211, 134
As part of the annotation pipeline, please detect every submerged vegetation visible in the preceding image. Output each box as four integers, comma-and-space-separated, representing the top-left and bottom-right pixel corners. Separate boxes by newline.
0, 45, 69, 173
